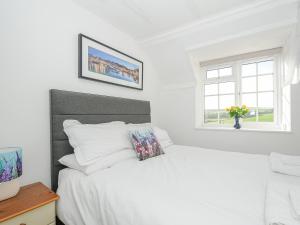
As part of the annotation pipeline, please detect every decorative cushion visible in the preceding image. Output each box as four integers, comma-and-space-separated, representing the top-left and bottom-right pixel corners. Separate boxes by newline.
127, 123, 173, 149
129, 127, 164, 161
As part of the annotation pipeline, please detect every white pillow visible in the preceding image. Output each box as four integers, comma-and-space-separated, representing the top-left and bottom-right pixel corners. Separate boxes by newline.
63, 120, 125, 128
63, 120, 132, 166
153, 126, 173, 148
127, 123, 173, 149
59, 150, 136, 175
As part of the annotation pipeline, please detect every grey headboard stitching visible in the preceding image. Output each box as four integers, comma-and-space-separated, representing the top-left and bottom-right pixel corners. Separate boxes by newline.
50, 89, 151, 191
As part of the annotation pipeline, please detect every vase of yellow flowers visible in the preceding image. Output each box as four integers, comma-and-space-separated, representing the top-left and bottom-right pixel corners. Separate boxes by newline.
225, 105, 249, 129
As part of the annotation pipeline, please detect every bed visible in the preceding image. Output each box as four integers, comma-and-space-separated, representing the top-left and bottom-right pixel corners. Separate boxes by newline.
50, 89, 300, 225
56, 145, 269, 225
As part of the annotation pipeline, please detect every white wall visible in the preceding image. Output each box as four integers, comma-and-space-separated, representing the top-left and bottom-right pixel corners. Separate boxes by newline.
0, 0, 160, 186
157, 83, 300, 155
145, 1, 300, 155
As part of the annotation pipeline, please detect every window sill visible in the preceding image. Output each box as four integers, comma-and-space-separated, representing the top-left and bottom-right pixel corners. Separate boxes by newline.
195, 126, 292, 134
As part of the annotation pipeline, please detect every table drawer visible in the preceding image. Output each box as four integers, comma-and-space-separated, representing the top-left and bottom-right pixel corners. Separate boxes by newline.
1, 202, 55, 225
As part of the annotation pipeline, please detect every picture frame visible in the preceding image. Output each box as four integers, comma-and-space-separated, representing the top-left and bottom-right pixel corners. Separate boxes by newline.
78, 34, 143, 90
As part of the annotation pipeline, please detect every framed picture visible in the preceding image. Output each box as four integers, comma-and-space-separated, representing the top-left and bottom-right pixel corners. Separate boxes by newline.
78, 34, 143, 90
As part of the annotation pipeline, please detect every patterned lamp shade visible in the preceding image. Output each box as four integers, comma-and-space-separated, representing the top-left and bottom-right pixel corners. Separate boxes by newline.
0, 147, 22, 183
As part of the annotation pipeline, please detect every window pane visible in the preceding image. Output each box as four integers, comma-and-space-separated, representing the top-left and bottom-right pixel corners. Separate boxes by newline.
258, 75, 273, 91
205, 110, 218, 124
219, 82, 235, 94
205, 84, 218, 95
258, 92, 273, 108
258, 108, 274, 122
258, 60, 273, 75
243, 108, 257, 122
219, 67, 232, 77
205, 96, 218, 110
219, 110, 233, 124
242, 93, 257, 107
242, 63, 256, 77
219, 95, 235, 109
207, 70, 218, 79
242, 77, 256, 93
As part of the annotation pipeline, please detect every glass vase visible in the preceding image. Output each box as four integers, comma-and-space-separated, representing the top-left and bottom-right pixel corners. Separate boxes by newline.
234, 116, 241, 129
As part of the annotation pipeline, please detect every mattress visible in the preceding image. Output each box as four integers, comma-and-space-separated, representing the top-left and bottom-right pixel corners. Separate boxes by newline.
56, 145, 270, 225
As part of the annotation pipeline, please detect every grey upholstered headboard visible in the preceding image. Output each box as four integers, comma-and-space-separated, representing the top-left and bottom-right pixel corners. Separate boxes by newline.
50, 89, 151, 191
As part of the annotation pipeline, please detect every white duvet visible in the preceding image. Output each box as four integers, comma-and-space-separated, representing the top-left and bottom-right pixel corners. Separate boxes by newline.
57, 145, 270, 225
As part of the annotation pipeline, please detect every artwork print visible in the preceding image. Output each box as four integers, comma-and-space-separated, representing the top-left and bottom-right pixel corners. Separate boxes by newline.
79, 34, 143, 90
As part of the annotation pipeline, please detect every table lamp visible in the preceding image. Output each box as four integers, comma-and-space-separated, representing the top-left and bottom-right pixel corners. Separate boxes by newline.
0, 147, 22, 201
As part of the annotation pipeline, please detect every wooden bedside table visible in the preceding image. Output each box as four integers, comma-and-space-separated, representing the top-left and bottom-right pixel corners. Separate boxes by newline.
0, 182, 59, 225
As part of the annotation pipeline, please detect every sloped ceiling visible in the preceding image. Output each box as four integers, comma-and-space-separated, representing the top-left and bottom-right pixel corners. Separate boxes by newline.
143, 1, 298, 85
73, 0, 270, 41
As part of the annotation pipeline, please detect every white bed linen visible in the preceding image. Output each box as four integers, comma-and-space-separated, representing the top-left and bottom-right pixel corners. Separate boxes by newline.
265, 172, 300, 225
57, 145, 269, 225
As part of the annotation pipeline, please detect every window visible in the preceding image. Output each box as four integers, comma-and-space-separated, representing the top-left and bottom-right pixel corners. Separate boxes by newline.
204, 67, 235, 125
197, 52, 285, 131
241, 60, 275, 123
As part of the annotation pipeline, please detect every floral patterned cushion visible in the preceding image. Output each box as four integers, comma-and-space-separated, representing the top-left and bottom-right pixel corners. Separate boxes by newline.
129, 127, 164, 161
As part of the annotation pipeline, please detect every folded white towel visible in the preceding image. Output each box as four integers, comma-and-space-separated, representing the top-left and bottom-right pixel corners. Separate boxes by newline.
270, 153, 300, 177
290, 189, 300, 220
265, 172, 300, 225
272, 153, 300, 166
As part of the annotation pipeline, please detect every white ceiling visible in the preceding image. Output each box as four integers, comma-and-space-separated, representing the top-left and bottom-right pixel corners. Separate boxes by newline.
142, 0, 298, 84
73, 0, 269, 41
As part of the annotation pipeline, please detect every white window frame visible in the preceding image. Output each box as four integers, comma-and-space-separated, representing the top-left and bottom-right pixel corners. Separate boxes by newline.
196, 53, 283, 131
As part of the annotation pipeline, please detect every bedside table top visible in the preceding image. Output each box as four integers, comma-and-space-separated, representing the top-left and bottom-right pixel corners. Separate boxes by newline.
0, 182, 59, 222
